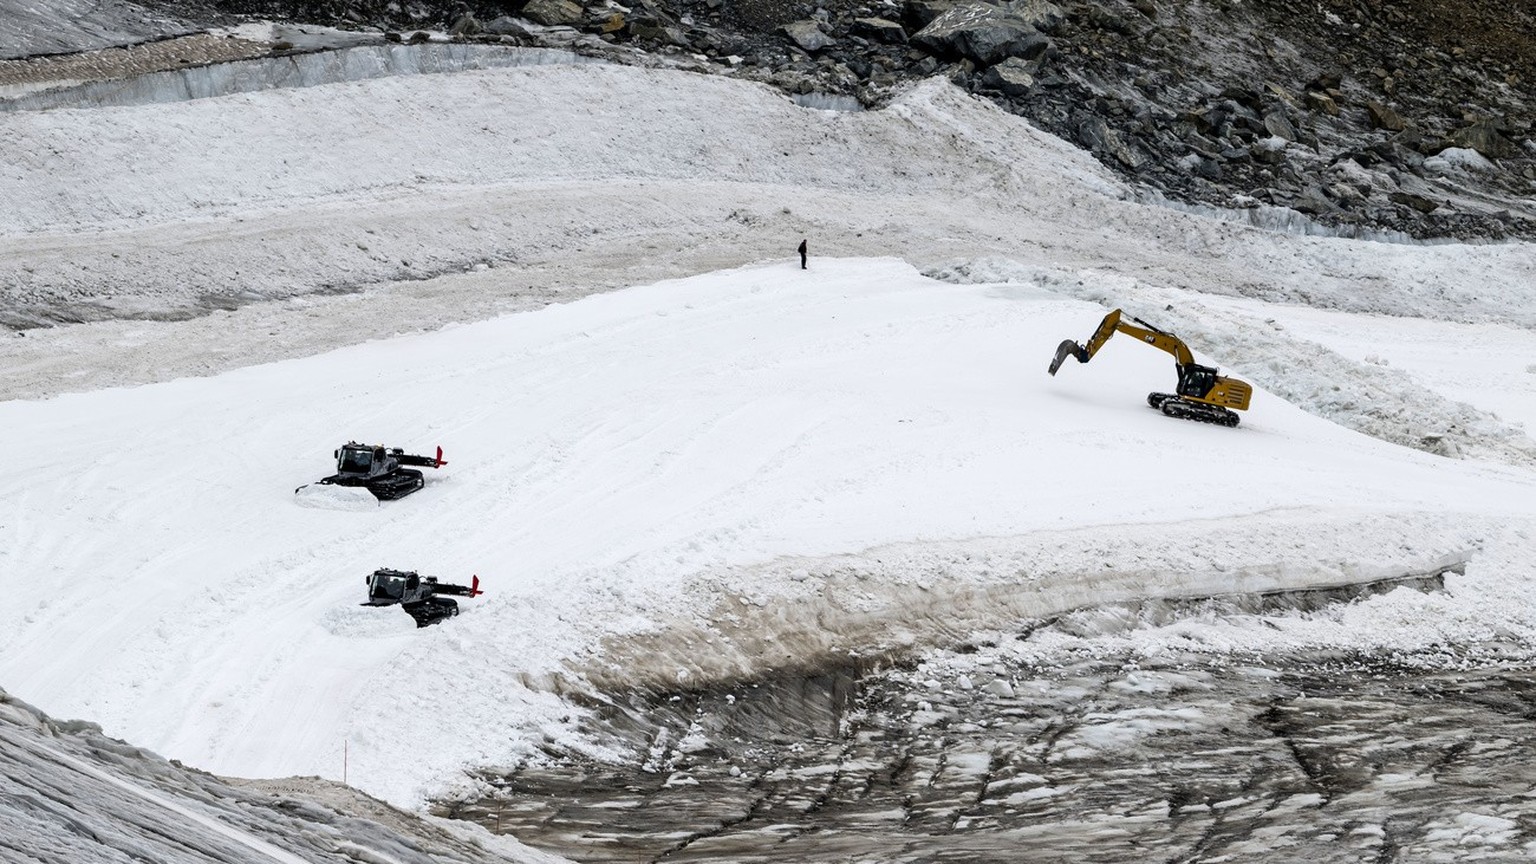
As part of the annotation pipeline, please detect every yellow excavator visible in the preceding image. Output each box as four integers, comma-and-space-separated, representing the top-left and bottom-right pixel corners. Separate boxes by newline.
1047, 309, 1252, 427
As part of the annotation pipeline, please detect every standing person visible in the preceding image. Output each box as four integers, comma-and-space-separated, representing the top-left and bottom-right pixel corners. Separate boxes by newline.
797, 238, 808, 270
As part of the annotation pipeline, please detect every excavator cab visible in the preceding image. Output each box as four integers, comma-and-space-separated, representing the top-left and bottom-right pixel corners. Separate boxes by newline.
1176, 363, 1218, 400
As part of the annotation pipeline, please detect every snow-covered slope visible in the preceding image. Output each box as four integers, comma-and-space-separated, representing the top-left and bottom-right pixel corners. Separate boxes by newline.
0, 0, 191, 59
2, 64, 1533, 370
3, 256, 1534, 806
0, 688, 561, 863
3, 40, 1536, 822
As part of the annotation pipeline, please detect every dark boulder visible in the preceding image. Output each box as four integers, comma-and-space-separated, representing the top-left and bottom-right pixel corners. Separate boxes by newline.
913, 0, 1061, 65
1077, 115, 1145, 168
483, 16, 533, 37
1263, 110, 1298, 141
522, 0, 585, 26
902, 0, 954, 31
1390, 191, 1440, 213
782, 19, 836, 52
1451, 120, 1519, 160
981, 57, 1037, 96
1304, 90, 1339, 116
853, 17, 908, 44
1365, 101, 1407, 132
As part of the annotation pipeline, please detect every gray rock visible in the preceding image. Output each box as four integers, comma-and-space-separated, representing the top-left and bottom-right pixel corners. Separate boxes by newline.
522, 0, 586, 27
1006, 0, 1066, 31
782, 20, 837, 52
1366, 100, 1407, 132
448, 13, 481, 36
1250, 141, 1286, 165
1390, 191, 1440, 213
1263, 111, 1297, 141
853, 17, 908, 44
483, 15, 533, 37
594, 11, 626, 34
982, 57, 1036, 96
1083, 3, 1133, 34
630, 19, 688, 45
1192, 155, 1221, 179
903, 0, 954, 29
1304, 90, 1339, 116
1307, 71, 1343, 92
913, 2, 1056, 65
1290, 186, 1340, 214
1451, 120, 1519, 160
1077, 115, 1145, 168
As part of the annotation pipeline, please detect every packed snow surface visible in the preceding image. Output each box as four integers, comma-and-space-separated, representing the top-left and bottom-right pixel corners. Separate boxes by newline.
2, 55, 1536, 810
4, 258, 1536, 806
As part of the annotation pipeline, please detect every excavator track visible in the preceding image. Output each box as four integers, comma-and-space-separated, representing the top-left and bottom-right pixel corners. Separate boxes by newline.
1149, 393, 1240, 427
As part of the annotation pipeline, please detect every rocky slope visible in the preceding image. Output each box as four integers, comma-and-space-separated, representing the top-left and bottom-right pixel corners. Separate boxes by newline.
124, 0, 1536, 242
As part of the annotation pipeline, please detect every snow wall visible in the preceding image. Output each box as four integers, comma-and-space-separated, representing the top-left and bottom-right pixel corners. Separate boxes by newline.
0, 43, 603, 113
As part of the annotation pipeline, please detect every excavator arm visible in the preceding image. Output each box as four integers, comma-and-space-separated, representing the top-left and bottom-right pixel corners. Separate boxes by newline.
1048, 309, 1194, 374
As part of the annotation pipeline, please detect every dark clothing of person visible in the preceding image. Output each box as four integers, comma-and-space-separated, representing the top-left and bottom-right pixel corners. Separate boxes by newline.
797, 239, 807, 269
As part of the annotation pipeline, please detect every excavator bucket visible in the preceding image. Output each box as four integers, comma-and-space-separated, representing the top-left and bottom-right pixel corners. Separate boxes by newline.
1047, 339, 1089, 376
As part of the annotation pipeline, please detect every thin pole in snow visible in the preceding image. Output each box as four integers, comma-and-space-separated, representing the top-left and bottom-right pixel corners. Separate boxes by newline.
343, 739, 348, 785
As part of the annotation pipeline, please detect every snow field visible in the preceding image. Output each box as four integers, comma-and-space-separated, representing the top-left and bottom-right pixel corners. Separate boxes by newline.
4, 257, 1536, 806
4, 47, 1536, 815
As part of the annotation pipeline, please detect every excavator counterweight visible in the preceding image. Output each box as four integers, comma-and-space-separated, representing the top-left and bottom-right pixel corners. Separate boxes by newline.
1047, 309, 1251, 427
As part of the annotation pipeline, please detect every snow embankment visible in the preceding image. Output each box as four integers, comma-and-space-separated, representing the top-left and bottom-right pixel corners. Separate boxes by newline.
0, 44, 599, 113
0, 688, 561, 863
3, 258, 1534, 806
3, 57, 1531, 360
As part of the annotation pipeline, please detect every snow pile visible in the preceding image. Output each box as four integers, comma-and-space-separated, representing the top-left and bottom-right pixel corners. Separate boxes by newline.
581, 508, 1490, 695
1425, 147, 1498, 174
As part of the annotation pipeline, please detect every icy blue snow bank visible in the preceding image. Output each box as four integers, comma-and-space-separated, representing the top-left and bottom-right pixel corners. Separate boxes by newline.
791, 92, 863, 112
0, 43, 603, 113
